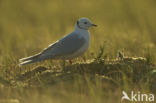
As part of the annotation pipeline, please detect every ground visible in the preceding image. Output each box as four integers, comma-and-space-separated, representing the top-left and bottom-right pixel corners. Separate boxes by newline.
0, 0, 156, 103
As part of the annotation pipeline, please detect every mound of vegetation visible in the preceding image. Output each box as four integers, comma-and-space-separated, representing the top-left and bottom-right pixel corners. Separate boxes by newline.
0, 56, 155, 103
10, 57, 154, 92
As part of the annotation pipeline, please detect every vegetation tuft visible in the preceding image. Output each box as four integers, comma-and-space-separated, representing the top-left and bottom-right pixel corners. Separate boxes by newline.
0, 0, 156, 102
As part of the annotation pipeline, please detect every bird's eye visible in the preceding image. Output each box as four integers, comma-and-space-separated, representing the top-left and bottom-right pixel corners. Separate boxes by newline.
84, 22, 87, 24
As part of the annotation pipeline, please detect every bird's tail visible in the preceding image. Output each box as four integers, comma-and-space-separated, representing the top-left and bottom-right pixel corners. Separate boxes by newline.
19, 53, 41, 66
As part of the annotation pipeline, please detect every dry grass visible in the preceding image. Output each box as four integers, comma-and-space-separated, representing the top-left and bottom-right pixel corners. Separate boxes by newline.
0, 0, 156, 103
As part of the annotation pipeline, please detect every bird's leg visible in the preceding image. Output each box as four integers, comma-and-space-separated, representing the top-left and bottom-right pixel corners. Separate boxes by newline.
69, 60, 72, 64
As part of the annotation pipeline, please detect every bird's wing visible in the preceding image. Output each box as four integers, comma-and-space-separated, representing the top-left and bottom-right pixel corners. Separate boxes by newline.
39, 32, 86, 59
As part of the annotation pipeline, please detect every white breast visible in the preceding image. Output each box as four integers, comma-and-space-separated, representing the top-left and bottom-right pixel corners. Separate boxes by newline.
76, 32, 90, 54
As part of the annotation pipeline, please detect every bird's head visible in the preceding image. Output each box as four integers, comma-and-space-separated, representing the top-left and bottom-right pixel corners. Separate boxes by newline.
76, 17, 97, 30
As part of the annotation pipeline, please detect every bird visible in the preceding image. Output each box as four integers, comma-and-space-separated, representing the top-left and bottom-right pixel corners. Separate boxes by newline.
19, 17, 97, 66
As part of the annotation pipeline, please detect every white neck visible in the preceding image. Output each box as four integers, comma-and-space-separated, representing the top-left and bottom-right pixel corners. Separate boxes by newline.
74, 24, 89, 33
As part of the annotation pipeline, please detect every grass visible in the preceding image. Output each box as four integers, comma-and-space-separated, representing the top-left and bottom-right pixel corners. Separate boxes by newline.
0, 0, 156, 103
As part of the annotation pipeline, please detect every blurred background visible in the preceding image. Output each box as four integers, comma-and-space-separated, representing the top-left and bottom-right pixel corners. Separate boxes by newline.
0, 0, 156, 59
0, 0, 156, 103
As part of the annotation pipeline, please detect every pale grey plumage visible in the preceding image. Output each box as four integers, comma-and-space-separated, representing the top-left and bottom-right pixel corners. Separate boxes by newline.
19, 17, 97, 66
39, 32, 86, 60
19, 33, 86, 66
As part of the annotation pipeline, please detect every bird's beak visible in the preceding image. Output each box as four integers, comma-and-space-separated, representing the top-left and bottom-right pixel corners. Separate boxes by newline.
91, 24, 97, 27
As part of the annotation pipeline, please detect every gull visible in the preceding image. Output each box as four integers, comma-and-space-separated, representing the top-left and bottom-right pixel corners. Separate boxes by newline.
19, 17, 97, 66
